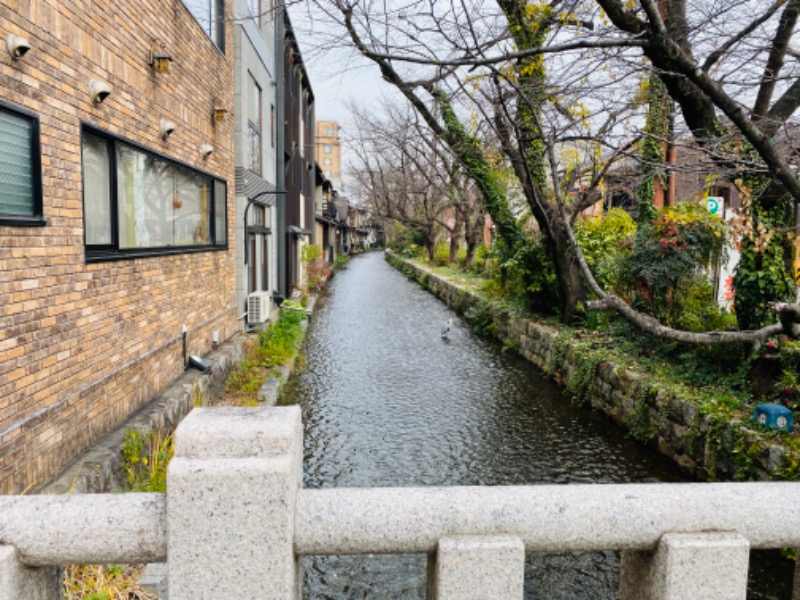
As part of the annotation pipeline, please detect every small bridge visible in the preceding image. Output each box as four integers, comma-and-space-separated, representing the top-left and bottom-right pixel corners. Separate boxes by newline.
2, 406, 799, 599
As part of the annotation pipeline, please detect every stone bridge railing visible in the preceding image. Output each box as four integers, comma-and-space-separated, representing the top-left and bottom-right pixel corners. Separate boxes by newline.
2, 406, 799, 599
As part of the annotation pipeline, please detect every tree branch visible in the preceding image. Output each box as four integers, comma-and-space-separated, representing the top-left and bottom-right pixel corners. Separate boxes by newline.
753, 0, 800, 119
702, 1, 786, 74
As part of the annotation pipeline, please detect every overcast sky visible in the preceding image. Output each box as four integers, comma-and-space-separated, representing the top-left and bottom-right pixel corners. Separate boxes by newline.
287, 5, 386, 126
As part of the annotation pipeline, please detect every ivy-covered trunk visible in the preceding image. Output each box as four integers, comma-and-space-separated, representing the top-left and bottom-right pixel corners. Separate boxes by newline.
637, 75, 671, 227
550, 218, 585, 320
499, 0, 587, 319
733, 191, 796, 329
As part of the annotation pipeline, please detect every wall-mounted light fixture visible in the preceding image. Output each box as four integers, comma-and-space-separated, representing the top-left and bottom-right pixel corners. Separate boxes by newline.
200, 143, 214, 159
148, 43, 173, 74
89, 79, 112, 104
160, 118, 176, 140
6, 33, 30, 60
212, 99, 227, 123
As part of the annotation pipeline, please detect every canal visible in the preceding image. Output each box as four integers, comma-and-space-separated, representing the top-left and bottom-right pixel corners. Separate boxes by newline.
284, 251, 792, 599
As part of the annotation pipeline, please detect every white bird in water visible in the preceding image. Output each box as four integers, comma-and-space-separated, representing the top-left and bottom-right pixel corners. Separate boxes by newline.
441, 317, 453, 338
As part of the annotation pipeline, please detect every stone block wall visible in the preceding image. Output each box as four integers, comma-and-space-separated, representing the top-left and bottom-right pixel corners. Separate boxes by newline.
1, 0, 237, 494
389, 255, 798, 482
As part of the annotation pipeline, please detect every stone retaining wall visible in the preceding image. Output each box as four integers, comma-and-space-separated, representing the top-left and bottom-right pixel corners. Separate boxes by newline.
387, 254, 798, 482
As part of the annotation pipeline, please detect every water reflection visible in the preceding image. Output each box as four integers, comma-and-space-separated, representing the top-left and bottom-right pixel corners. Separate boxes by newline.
284, 252, 792, 599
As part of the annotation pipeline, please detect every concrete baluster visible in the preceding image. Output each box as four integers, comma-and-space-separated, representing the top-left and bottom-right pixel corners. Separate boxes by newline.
167, 406, 303, 599
793, 552, 800, 600
620, 532, 750, 600
429, 536, 525, 600
0, 545, 61, 599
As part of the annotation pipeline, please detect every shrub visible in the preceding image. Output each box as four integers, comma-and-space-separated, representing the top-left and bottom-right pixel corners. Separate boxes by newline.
495, 237, 560, 313
259, 307, 306, 368
619, 202, 729, 327
574, 208, 635, 292
432, 242, 450, 266
301, 244, 330, 291
386, 222, 426, 256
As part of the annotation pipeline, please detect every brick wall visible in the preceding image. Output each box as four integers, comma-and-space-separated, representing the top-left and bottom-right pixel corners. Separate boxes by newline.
0, 0, 237, 494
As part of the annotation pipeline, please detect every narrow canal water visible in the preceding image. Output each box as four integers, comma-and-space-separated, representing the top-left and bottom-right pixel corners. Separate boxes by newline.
284, 252, 792, 599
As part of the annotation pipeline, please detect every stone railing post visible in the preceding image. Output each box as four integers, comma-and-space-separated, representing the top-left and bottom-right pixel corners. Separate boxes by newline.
167, 406, 302, 599
794, 555, 800, 600
620, 532, 750, 600
428, 536, 525, 600
0, 545, 60, 599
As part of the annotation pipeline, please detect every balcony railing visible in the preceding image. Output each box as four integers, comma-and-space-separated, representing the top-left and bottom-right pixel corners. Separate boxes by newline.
2, 406, 799, 599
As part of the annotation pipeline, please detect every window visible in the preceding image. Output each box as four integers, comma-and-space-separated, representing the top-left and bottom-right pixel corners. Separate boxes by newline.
323, 158, 332, 166
247, 0, 261, 26
323, 145, 332, 153
81, 128, 227, 260
0, 102, 43, 225
270, 104, 275, 148
247, 73, 262, 174
182, 0, 225, 52
326, 127, 334, 135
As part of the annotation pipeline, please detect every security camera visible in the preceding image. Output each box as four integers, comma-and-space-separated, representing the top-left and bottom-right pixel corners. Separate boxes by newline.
200, 143, 214, 158
6, 33, 30, 60
88, 79, 111, 104
160, 119, 176, 140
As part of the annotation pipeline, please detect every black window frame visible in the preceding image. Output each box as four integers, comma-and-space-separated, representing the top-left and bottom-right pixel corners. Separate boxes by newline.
181, 0, 226, 54
80, 124, 228, 263
0, 100, 45, 227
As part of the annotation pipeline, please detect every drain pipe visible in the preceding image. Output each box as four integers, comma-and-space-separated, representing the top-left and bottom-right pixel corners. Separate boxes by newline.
181, 324, 188, 371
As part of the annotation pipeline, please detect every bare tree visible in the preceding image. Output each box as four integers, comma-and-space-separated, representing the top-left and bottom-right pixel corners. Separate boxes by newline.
313, 0, 800, 342
349, 101, 483, 262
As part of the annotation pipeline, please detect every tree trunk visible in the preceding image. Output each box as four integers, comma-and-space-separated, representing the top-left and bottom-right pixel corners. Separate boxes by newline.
549, 218, 586, 321
425, 229, 436, 263
449, 233, 459, 265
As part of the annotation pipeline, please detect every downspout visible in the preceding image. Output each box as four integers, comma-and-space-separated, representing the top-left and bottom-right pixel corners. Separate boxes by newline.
275, 0, 288, 297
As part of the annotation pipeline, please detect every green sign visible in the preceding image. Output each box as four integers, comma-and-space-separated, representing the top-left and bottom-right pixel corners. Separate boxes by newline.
706, 196, 722, 215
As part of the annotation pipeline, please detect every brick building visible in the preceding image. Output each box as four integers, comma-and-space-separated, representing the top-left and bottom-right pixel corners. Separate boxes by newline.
315, 120, 341, 189
0, 0, 236, 494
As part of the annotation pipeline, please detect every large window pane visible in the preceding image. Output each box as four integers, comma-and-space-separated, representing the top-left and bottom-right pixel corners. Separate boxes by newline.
82, 134, 112, 244
214, 180, 227, 245
117, 144, 173, 249
182, 0, 225, 51
0, 107, 35, 216
175, 168, 210, 245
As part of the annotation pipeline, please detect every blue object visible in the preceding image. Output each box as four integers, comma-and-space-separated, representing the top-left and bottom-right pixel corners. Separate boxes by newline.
753, 404, 794, 431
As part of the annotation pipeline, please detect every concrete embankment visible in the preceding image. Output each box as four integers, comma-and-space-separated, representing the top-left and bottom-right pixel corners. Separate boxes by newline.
387, 252, 800, 482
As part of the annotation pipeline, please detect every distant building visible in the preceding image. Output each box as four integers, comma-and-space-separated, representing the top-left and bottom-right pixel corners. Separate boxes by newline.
315, 120, 342, 190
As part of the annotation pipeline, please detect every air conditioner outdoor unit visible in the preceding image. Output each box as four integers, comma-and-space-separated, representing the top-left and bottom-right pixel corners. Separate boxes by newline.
247, 291, 272, 324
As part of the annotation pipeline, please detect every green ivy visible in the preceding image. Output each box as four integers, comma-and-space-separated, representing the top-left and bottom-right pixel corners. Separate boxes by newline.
637, 75, 670, 227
